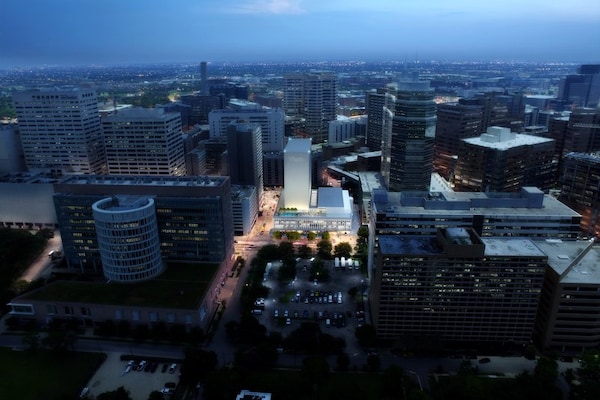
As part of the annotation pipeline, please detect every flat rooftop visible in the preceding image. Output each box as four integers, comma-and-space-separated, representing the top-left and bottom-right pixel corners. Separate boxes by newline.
58, 175, 226, 188
532, 239, 600, 284
18, 262, 219, 309
284, 137, 312, 153
463, 132, 553, 150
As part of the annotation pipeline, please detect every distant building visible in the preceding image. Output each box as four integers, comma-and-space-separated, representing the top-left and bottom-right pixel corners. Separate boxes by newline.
209, 104, 285, 152
559, 152, 600, 239
365, 87, 395, 151
13, 87, 106, 175
558, 64, 600, 108
327, 115, 367, 144
0, 123, 26, 174
561, 107, 600, 157
434, 102, 483, 181
459, 92, 510, 131
180, 93, 225, 125
262, 151, 284, 187
453, 126, 556, 192
284, 72, 338, 143
387, 81, 437, 192
102, 107, 186, 176
236, 390, 271, 400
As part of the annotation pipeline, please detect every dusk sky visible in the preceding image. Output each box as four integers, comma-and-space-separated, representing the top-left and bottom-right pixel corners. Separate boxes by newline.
1, 0, 599, 68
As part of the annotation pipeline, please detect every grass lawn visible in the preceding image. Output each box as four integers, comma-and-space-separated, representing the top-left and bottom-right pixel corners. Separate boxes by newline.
0, 348, 105, 400
20, 262, 219, 309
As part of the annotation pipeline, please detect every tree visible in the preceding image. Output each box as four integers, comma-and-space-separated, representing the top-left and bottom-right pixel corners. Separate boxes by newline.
357, 225, 369, 243
334, 242, 353, 258
336, 352, 350, 371
307, 231, 317, 241
147, 391, 164, 400
97, 386, 132, 400
365, 353, 380, 372
316, 239, 332, 259
180, 348, 218, 383
297, 244, 313, 259
574, 350, 600, 400
301, 355, 330, 388
321, 231, 331, 241
534, 356, 558, 385
22, 331, 40, 352
355, 324, 377, 348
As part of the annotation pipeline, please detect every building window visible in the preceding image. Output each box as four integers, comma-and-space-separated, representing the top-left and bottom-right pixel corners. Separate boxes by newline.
167, 312, 176, 323
132, 310, 140, 321
81, 307, 91, 317
64, 306, 74, 315
46, 305, 57, 315
115, 309, 123, 320
149, 312, 158, 322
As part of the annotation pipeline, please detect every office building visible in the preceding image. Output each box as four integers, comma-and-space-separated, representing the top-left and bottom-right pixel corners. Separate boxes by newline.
459, 92, 510, 131
366, 87, 395, 151
53, 175, 234, 273
371, 229, 547, 345
262, 152, 284, 187
558, 64, 600, 108
284, 72, 338, 143
180, 93, 225, 125
534, 239, 600, 351
387, 81, 437, 192
559, 152, 600, 239
13, 87, 106, 175
209, 105, 285, 152
433, 102, 483, 181
561, 107, 600, 156
92, 196, 164, 282
231, 185, 258, 236
328, 115, 367, 144
283, 138, 312, 210
0, 123, 26, 174
102, 107, 186, 176
227, 123, 263, 207
453, 126, 556, 192
371, 187, 581, 241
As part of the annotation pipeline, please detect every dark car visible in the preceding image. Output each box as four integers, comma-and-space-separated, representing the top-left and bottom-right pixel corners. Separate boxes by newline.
144, 361, 152, 372
479, 357, 491, 364
150, 361, 158, 373
161, 363, 168, 373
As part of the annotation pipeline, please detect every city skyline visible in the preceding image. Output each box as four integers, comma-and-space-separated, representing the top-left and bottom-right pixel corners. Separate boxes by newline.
1, 0, 599, 68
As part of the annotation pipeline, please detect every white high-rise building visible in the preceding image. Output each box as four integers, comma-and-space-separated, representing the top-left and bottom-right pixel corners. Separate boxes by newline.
13, 87, 106, 175
102, 107, 186, 176
209, 104, 285, 152
283, 138, 312, 210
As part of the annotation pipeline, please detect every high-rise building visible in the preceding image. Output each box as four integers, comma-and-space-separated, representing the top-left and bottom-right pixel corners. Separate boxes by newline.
0, 123, 27, 174
13, 87, 106, 175
453, 126, 556, 192
102, 107, 186, 176
387, 81, 437, 191
365, 87, 395, 151
459, 92, 510, 131
180, 93, 225, 125
283, 138, 312, 209
558, 64, 600, 108
200, 61, 209, 95
559, 152, 600, 239
209, 103, 285, 152
227, 123, 263, 206
561, 107, 600, 156
434, 102, 483, 181
284, 72, 338, 143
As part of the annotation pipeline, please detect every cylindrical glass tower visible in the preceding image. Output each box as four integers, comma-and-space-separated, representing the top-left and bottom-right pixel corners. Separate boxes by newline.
93, 196, 163, 282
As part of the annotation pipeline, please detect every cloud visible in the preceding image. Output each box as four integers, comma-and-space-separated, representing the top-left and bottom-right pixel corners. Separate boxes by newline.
226, 0, 306, 14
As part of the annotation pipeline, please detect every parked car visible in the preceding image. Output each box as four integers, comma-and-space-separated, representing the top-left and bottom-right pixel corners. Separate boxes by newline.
137, 360, 147, 371
479, 357, 491, 364
161, 363, 168, 373
168, 363, 178, 374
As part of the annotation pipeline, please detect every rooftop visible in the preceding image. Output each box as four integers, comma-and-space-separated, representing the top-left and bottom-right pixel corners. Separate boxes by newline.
58, 175, 226, 188
284, 137, 312, 153
463, 126, 554, 150
18, 262, 218, 309
532, 239, 600, 284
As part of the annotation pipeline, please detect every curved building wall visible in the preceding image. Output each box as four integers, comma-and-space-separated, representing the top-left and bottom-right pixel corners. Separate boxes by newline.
93, 196, 163, 282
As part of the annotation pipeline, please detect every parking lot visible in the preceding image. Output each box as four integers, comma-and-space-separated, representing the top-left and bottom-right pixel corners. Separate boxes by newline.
253, 258, 367, 353
83, 353, 180, 400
